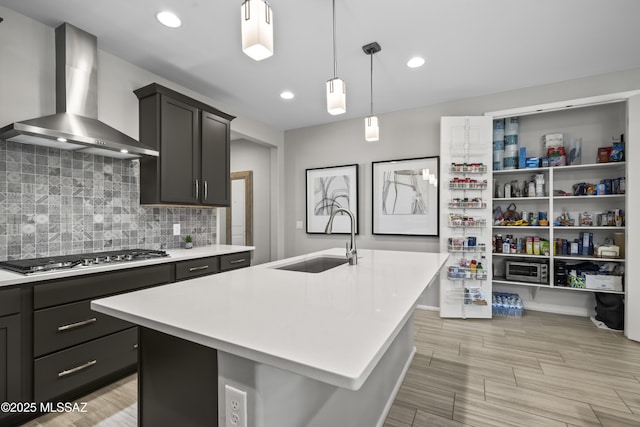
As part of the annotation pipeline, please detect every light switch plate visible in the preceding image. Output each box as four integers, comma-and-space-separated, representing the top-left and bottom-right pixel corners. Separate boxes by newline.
296, 221, 304, 230
173, 224, 181, 236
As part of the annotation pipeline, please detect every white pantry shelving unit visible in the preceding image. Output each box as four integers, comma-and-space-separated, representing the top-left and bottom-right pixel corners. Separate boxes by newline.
488, 105, 628, 299
438, 91, 640, 342
484, 91, 640, 343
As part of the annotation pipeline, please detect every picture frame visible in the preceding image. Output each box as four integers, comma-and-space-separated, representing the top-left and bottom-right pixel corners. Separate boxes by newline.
372, 156, 439, 236
306, 164, 359, 234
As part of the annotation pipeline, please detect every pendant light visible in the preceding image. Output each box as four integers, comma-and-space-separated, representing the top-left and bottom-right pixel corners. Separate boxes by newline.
363, 42, 381, 141
326, 0, 346, 115
241, 0, 274, 61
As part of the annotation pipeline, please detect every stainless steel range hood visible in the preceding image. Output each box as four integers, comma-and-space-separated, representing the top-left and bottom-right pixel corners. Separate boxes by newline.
0, 23, 158, 159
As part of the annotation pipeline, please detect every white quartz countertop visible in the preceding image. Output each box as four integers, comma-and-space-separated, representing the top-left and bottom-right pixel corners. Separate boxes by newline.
91, 248, 448, 390
0, 244, 255, 288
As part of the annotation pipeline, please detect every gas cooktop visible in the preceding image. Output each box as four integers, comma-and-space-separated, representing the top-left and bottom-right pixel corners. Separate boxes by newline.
0, 249, 169, 274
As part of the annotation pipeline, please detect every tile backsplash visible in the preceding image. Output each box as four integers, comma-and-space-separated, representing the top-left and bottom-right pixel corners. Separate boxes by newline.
0, 141, 217, 260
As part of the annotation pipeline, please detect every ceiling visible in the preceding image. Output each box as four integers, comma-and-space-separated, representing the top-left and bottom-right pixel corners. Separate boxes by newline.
1, 0, 640, 131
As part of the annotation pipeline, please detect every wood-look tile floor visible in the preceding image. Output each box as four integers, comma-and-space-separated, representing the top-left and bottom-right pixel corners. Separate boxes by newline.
22, 309, 640, 427
386, 309, 640, 427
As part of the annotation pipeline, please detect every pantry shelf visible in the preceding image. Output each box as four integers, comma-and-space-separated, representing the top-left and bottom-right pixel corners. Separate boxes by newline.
554, 255, 625, 263
493, 253, 550, 259
550, 286, 625, 295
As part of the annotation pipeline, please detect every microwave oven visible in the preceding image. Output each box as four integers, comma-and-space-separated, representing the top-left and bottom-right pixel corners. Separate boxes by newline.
505, 261, 548, 283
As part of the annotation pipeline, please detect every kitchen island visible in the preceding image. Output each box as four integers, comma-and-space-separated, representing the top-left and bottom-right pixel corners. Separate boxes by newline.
92, 248, 448, 427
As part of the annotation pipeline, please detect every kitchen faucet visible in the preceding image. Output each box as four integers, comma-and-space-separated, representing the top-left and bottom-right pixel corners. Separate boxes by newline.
324, 208, 357, 265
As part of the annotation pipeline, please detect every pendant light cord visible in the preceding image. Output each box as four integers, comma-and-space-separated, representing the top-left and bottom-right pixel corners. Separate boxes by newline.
332, 0, 337, 78
369, 52, 374, 116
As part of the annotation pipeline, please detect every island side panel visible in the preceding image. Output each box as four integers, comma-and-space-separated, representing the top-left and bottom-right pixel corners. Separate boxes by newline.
139, 327, 218, 427
217, 313, 415, 427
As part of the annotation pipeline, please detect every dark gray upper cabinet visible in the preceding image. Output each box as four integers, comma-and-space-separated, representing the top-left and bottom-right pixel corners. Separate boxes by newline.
135, 83, 235, 207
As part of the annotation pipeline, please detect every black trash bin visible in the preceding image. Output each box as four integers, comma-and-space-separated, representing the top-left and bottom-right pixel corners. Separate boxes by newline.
594, 293, 624, 330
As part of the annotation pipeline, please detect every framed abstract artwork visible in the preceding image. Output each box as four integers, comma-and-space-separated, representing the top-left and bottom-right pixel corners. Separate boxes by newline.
306, 164, 359, 234
372, 156, 439, 236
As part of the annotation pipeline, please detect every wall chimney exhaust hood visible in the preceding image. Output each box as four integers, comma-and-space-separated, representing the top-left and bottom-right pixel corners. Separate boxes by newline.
0, 23, 158, 159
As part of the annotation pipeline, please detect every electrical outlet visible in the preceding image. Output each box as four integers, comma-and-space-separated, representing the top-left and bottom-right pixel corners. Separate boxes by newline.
173, 223, 181, 236
225, 384, 247, 427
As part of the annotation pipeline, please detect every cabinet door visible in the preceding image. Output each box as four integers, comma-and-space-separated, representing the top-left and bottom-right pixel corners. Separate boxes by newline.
0, 314, 22, 405
200, 110, 230, 206
160, 96, 199, 204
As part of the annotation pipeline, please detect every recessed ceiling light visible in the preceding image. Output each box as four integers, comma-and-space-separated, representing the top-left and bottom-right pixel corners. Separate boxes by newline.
156, 11, 182, 28
57, 137, 67, 142
407, 56, 425, 68
280, 91, 294, 100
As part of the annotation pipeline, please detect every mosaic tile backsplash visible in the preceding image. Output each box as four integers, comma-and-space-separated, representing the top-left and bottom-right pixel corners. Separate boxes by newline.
0, 140, 217, 260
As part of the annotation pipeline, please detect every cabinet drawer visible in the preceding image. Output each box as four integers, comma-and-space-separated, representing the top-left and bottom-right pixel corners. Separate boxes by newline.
34, 264, 174, 309
175, 256, 220, 281
34, 299, 133, 357
220, 251, 251, 271
34, 328, 137, 403
0, 287, 21, 317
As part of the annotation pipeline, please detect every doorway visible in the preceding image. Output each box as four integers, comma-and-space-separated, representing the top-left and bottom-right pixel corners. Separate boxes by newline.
226, 171, 253, 246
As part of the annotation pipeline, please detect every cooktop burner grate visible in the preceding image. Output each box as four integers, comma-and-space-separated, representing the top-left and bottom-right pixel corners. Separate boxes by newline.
0, 249, 169, 274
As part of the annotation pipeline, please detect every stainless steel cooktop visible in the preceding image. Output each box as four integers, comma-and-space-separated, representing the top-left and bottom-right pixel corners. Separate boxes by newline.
0, 249, 169, 274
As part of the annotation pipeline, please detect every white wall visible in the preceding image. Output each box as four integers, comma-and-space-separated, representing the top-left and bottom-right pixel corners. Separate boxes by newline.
230, 139, 272, 265
284, 68, 640, 313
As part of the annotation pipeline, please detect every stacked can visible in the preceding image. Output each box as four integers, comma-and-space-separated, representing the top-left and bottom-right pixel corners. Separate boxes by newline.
493, 119, 505, 171
503, 117, 519, 170
535, 173, 545, 197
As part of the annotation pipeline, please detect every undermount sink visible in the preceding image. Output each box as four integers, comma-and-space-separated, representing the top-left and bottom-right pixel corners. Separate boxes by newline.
274, 256, 349, 273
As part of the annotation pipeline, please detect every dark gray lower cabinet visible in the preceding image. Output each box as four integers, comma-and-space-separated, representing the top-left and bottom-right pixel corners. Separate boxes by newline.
34, 328, 137, 402
0, 315, 22, 409
4, 251, 249, 425
139, 327, 218, 427
175, 256, 220, 281
0, 287, 24, 426
34, 298, 133, 357
220, 251, 251, 272
32, 264, 174, 406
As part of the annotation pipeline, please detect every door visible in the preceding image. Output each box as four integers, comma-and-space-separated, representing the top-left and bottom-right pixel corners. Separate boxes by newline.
625, 94, 639, 341
439, 116, 493, 319
226, 171, 254, 246
231, 178, 246, 244
201, 111, 230, 206
160, 96, 199, 204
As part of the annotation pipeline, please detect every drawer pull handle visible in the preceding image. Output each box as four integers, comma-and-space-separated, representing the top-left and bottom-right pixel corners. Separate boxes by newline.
133, 344, 139, 349
58, 359, 97, 378
189, 265, 209, 272
229, 259, 246, 264
57, 318, 97, 332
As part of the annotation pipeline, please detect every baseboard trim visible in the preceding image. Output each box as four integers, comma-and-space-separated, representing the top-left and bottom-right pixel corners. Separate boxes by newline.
416, 303, 590, 317
416, 305, 439, 312
523, 301, 591, 317
376, 346, 416, 427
